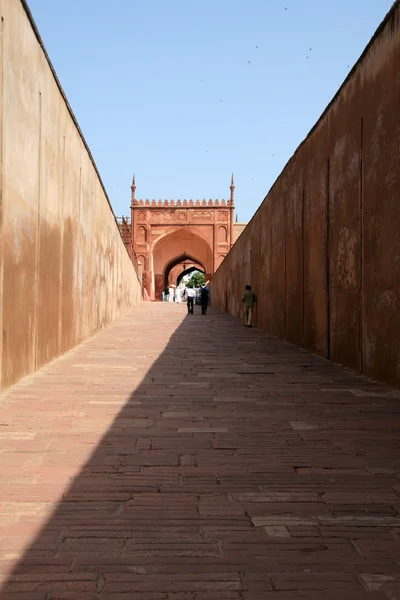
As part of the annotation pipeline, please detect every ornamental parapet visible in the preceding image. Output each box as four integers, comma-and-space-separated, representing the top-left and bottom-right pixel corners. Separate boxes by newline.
131, 198, 233, 208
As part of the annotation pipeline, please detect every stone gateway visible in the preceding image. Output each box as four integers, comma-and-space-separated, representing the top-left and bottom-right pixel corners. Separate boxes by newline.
119, 176, 246, 300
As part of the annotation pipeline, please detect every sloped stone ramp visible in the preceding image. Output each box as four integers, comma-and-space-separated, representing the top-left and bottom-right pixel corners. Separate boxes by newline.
1, 303, 400, 599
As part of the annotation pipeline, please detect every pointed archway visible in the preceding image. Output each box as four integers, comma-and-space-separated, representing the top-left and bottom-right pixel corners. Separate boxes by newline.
163, 254, 205, 291
152, 230, 212, 300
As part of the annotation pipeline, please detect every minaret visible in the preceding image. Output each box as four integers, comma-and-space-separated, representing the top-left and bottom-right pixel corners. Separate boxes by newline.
230, 173, 235, 205
131, 174, 136, 206
229, 174, 235, 247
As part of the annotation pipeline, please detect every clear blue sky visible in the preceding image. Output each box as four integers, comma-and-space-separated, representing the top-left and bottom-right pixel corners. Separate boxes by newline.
28, 0, 394, 223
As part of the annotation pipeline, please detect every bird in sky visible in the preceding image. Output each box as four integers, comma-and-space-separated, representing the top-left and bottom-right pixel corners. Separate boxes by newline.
248, 60, 251, 64
255, 45, 259, 50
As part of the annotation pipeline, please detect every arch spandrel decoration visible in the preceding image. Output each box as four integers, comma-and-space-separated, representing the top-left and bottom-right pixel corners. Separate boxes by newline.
122, 175, 238, 299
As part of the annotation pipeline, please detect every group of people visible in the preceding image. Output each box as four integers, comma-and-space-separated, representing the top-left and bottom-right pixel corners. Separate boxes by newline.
163, 284, 210, 315
163, 286, 184, 303
163, 282, 257, 326
187, 284, 210, 315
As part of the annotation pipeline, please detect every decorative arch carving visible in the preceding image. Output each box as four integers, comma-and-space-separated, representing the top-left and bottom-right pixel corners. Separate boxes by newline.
218, 226, 228, 243
137, 226, 147, 243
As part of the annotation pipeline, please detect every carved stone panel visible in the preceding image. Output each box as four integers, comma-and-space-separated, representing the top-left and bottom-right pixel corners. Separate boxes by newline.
191, 211, 213, 221
217, 211, 229, 221
151, 211, 173, 222
175, 211, 187, 222
137, 211, 147, 222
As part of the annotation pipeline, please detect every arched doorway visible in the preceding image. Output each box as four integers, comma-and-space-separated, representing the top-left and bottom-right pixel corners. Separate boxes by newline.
164, 256, 205, 290
152, 229, 213, 300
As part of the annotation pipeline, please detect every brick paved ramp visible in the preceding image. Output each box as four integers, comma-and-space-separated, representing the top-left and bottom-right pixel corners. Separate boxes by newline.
1, 303, 400, 599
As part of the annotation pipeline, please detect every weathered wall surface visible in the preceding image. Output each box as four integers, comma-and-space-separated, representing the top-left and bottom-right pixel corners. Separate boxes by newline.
0, 0, 141, 389
211, 3, 400, 387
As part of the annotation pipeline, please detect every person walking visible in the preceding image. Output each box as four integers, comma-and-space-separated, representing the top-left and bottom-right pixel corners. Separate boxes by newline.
168, 286, 175, 302
175, 286, 182, 303
242, 284, 257, 327
186, 287, 196, 314
199, 284, 210, 315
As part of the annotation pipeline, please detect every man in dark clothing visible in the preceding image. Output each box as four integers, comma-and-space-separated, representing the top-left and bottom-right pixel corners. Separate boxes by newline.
242, 284, 257, 327
200, 284, 210, 315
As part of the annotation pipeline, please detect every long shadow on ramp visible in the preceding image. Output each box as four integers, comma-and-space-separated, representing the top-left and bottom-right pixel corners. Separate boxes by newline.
1, 304, 400, 599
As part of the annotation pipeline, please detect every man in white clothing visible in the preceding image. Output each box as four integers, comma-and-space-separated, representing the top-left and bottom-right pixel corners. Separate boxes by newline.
186, 287, 196, 314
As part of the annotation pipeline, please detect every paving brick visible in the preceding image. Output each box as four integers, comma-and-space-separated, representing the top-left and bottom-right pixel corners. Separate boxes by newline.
271, 572, 362, 590
1, 304, 400, 597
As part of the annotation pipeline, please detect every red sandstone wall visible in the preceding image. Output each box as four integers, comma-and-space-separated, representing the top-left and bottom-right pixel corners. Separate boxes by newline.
0, 0, 141, 389
210, 3, 400, 387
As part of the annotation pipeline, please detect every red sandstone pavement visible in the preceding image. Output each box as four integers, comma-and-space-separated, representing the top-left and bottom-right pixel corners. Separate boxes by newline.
1, 303, 400, 599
